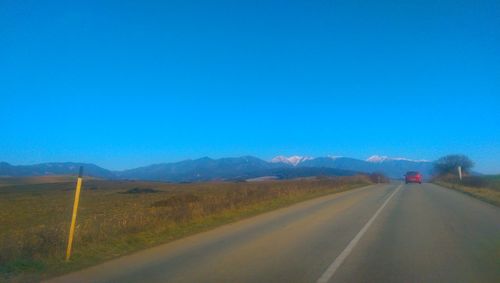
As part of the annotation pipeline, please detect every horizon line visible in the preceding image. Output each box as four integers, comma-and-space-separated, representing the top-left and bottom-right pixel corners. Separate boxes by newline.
1, 154, 435, 170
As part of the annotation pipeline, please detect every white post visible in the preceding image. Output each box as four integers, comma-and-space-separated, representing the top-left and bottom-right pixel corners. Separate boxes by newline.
458, 166, 462, 181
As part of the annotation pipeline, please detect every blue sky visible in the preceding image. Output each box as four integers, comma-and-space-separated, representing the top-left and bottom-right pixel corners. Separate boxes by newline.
1, 0, 499, 173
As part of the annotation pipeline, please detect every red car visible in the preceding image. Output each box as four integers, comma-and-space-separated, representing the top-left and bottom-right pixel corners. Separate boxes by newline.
405, 171, 422, 184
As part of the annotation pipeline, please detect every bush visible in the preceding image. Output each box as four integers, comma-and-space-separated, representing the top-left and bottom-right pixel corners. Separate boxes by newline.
368, 173, 389, 183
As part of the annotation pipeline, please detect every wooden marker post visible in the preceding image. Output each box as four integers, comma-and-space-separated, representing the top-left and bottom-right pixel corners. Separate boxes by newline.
66, 166, 84, 261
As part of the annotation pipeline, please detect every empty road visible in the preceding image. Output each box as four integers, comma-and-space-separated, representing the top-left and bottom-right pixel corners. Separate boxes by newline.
48, 182, 500, 283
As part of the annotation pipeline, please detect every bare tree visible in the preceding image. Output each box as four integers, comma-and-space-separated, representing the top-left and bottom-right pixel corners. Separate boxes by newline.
434, 154, 474, 176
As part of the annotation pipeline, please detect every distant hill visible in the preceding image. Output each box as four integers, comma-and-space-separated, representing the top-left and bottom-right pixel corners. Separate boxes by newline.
246, 167, 361, 181
0, 162, 114, 179
299, 157, 374, 172
0, 155, 436, 182
117, 156, 284, 182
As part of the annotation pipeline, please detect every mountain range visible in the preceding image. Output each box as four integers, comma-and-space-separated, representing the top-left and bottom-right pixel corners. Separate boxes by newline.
0, 155, 435, 182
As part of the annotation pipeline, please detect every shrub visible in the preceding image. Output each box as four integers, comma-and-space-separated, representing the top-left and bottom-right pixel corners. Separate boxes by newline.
368, 173, 389, 183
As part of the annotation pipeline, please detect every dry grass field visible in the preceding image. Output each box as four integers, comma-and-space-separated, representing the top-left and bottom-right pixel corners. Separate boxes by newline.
0, 175, 373, 282
434, 175, 500, 207
0, 176, 85, 188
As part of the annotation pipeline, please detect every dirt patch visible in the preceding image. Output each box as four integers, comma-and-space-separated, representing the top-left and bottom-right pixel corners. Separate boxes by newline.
152, 194, 200, 207
122, 188, 159, 194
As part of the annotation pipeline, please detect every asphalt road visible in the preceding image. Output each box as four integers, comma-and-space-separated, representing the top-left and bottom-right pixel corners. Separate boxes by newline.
47, 182, 500, 283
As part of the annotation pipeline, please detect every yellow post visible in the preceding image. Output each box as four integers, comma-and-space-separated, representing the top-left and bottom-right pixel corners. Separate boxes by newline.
66, 166, 84, 261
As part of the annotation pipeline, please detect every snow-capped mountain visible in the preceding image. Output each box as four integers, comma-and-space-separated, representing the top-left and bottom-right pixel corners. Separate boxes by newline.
1, 155, 436, 182
366, 155, 391, 163
269, 155, 433, 179
366, 155, 430, 163
271, 156, 313, 166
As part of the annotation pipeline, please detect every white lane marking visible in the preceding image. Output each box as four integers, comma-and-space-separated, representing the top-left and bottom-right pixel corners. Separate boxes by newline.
316, 182, 403, 283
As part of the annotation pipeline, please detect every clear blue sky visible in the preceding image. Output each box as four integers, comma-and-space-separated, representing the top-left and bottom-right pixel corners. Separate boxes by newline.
1, 0, 499, 173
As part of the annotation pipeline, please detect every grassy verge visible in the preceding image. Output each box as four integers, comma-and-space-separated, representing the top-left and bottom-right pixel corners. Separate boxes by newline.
433, 175, 500, 207
0, 176, 373, 282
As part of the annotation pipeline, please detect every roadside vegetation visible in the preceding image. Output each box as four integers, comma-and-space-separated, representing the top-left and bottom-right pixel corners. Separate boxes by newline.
0, 175, 374, 282
434, 174, 500, 207
432, 154, 500, 207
